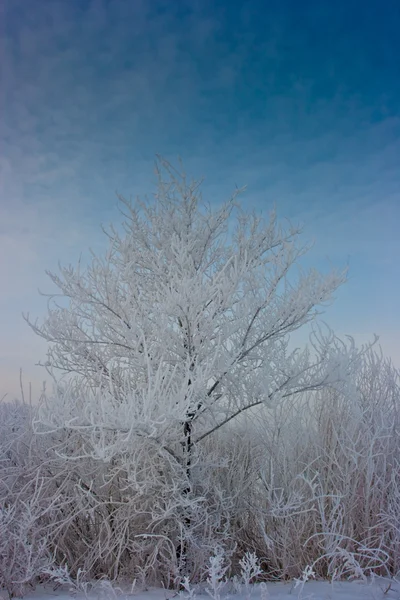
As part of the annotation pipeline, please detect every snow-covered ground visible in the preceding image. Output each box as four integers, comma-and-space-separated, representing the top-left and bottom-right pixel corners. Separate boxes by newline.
10, 579, 400, 600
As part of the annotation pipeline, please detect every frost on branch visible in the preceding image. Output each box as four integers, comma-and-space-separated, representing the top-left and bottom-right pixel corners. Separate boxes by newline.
25, 158, 357, 580
29, 159, 346, 447
205, 547, 230, 600
239, 552, 263, 600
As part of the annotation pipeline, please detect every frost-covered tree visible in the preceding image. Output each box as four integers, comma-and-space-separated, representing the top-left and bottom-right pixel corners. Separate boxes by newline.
26, 159, 358, 576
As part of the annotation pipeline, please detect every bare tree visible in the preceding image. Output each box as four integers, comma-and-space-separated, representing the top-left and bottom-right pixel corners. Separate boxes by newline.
26, 158, 356, 575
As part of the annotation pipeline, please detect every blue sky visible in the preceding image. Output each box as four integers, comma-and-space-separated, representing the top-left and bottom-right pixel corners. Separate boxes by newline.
1, 0, 400, 399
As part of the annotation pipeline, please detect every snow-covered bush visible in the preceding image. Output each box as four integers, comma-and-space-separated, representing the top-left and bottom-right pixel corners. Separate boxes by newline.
215, 347, 400, 581
2, 346, 400, 590
205, 547, 230, 600
0, 401, 53, 598
239, 552, 263, 599
0, 485, 50, 598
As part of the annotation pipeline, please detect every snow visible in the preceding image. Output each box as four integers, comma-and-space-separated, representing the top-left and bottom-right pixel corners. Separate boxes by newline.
12, 579, 400, 600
